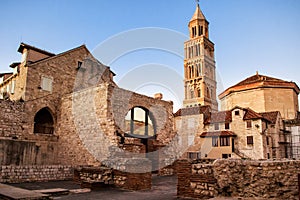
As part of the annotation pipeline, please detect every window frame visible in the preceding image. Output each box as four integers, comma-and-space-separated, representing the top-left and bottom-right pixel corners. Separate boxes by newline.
212, 137, 218, 147
220, 137, 230, 146
246, 120, 252, 128
247, 136, 254, 145
225, 122, 230, 130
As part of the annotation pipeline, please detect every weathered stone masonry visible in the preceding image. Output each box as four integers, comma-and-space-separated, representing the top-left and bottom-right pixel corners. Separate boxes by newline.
177, 159, 300, 199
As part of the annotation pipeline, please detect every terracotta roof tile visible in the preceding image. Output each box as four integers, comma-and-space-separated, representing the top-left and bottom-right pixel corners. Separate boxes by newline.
174, 105, 211, 117
200, 131, 236, 137
259, 111, 280, 124
219, 73, 300, 98
204, 110, 232, 124
243, 108, 263, 120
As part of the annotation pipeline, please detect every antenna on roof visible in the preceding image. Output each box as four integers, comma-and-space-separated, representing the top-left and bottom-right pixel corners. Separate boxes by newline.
256, 71, 259, 76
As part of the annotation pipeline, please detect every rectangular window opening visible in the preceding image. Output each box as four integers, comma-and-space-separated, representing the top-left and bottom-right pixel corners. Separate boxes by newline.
247, 136, 254, 145
212, 137, 218, 147
225, 122, 230, 130
246, 120, 252, 128
220, 137, 230, 146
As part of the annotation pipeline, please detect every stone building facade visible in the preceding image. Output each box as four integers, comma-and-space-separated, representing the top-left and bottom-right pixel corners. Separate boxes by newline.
219, 72, 300, 120
0, 43, 177, 170
175, 105, 287, 160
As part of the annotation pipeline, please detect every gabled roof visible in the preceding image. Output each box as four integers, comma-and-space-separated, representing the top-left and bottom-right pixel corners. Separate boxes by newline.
174, 105, 211, 117
17, 42, 55, 56
243, 108, 263, 120
200, 131, 236, 137
260, 111, 280, 124
204, 110, 232, 124
28, 44, 88, 66
219, 73, 300, 99
190, 4, 207, 22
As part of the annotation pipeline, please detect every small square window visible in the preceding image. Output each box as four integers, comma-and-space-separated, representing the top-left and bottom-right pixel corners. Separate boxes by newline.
235, 110, 240, 116
247, 136, 254, 145
77, 61, 83, 69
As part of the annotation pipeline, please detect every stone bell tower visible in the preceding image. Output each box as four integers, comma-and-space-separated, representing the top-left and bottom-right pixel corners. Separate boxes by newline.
183, 2, 218, 111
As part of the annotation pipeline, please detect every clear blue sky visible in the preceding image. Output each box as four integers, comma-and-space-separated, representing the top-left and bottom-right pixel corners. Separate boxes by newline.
1, 0, 300, 107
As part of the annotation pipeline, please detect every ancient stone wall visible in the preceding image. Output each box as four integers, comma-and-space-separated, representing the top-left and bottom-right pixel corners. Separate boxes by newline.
0, 100, 25, 138
214, 159, 300, 199
177, 159, 217, 199
177, 159, 300, 200
0, 165, 73, 183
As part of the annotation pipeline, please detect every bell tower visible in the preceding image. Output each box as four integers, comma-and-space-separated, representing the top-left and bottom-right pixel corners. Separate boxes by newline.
183, 2, 218, 111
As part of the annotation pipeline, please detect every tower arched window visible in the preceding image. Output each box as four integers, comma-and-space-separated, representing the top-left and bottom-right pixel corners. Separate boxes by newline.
197, 88, 201, 97
190, 89, 194, 98
207, 87, 210, 98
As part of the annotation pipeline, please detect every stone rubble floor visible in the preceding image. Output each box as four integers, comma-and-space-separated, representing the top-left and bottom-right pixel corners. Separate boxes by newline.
4, 175, 253, 200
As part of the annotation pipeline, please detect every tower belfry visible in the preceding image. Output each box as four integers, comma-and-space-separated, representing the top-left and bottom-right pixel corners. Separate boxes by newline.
183, 2, 218, 111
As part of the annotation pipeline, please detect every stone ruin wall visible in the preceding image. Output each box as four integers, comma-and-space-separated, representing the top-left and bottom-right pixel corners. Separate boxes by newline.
0, 100, 59, 165
177, 159, 300, 200
56, 83, 177, 167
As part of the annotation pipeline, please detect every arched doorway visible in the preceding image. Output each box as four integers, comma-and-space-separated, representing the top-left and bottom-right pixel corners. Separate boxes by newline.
33, 107, 54, 134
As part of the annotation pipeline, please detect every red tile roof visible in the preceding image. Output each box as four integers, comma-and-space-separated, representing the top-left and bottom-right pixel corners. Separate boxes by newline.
259, 111, 280, 124
200, 131, 236, 137
219, 73, 300, 99
204, 110, 232, 124
243, 108, 263, 120
174, 105, 211, 117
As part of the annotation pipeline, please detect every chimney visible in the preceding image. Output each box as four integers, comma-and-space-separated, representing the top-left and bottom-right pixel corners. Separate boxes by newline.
154, 93, 163, 100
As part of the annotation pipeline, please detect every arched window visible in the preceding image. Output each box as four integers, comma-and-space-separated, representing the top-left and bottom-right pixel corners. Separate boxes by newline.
207, 87, 210, 98
34, 107, 54, 134
125, 107, 155, 138
197, 88, 201, 97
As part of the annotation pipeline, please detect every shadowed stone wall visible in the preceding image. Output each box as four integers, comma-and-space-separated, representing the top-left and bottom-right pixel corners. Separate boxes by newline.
177, 159, 300, 200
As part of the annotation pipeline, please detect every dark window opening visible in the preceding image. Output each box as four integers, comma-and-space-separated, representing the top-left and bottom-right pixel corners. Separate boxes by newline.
220, 137, 230, 146
225, 122, 230, 130
246, 120, 252, 128
222, 154, 231, 159
34, 108, 54, 134
247, 136, 254, 145
197, 88, 201, 97
266, 136, 269, 145
77, 61, 83, 69
235, 110, 240, 116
